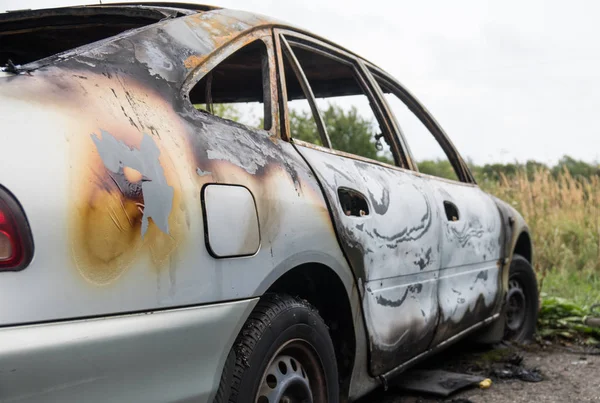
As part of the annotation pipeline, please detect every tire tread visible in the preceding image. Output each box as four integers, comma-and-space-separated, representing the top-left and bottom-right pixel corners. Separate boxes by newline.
215, 294, 324, 403
507, 253, 539, 342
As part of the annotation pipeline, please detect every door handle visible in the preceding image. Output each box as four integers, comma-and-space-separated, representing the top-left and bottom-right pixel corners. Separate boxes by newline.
338, 188, 369, 217
444, 201, 459, 222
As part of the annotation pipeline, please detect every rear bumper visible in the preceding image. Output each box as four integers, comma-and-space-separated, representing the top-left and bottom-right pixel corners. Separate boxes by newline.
0, 299, 257, 403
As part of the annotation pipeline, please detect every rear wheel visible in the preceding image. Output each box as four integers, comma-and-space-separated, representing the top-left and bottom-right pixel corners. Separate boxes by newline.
215, 293, 339, 403
504, 254, 539, 342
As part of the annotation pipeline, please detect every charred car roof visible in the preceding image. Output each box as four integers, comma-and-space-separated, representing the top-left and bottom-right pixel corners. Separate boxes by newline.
0, 2, 367, 72
0, 2, 219, 20
0, 3, 222, 66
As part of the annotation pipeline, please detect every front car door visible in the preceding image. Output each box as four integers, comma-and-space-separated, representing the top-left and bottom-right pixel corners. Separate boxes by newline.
274, 30, 444, 375
369, 69, 505, 345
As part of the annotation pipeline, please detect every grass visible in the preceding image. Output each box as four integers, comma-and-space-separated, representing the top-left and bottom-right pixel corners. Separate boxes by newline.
483, 169, 600, 274
537, 295, 600, 344
542, 270, 600, 308
480, 169, 600, 342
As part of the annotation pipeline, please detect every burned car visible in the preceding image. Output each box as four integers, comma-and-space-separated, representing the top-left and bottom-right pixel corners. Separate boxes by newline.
0, 3, 538, 403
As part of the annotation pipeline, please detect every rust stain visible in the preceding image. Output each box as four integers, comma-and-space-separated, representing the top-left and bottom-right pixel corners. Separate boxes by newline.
184, 55, 204, 69
183, 13, 271, 72
184, 13, 239, 47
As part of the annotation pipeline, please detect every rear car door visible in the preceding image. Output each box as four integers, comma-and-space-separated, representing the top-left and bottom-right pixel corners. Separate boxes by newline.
369, 70, 504, 345
275, 31, 443, 375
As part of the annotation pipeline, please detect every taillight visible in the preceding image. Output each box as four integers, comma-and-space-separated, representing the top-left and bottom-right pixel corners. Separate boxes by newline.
0, 186, 33, 271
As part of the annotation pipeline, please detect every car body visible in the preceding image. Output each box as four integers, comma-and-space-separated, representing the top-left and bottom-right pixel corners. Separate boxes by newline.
0, 3, 534, 402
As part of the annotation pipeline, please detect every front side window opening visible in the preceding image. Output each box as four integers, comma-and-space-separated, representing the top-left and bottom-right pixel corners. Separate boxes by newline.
281, 45, 322, 146
285, 41, 394, 164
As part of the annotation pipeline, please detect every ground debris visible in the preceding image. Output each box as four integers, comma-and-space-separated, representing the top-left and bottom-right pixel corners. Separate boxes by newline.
395, 370, 486, 397
504, 352, 524, 366
485, 351, 544, 382
364, 341, 600, 403
490, 365, 543, 382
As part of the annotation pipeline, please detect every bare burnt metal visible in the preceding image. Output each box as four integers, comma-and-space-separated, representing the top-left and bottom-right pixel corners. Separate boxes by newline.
0, 4, 533, 401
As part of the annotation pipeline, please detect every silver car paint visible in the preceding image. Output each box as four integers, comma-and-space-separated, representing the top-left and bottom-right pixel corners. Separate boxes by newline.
0, 299, 257, 403
202, 184, 261, 257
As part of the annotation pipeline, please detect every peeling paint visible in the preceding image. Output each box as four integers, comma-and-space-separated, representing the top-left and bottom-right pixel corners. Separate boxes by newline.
196, 167, 211, 176
91, 130, 173, 237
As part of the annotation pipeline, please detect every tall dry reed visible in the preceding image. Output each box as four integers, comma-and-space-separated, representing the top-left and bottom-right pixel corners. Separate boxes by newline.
482, 170, 600, 287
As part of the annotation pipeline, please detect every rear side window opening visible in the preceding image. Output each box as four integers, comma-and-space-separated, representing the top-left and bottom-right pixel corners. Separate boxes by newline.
0, 6, 185, 66
188, 39, 272, 132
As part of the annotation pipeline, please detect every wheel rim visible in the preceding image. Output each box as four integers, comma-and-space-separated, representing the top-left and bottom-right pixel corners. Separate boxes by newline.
506, 278, 527, 333
255, 339, 327, 403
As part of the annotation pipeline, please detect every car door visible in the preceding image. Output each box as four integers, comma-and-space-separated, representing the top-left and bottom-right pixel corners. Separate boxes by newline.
275, 30, 444, 375
369, 69, 504, 345
428, 180, 504, 343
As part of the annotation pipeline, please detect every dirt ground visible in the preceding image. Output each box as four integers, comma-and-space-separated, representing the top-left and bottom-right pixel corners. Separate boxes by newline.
361, 341, 600, 403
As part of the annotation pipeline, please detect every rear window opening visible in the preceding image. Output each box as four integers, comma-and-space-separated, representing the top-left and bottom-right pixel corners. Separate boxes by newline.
0, 6, 193, 66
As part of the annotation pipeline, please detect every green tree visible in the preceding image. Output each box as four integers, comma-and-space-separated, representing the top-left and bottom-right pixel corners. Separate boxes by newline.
418, 159, 458, 180
292, 103, 393, 164
552, 156, 600, 179
323, 104, 379, 160
289, 108, 322, 145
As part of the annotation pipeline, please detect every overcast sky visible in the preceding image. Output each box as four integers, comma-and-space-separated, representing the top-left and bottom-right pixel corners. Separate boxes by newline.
2, 0, 598, 165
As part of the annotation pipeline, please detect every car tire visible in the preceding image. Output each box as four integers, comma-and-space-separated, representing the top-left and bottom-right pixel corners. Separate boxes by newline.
504, 254, 539, 342
214, 293, 339, 403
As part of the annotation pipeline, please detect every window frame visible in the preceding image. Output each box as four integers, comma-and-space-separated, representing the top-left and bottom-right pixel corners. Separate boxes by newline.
366, 65, 476, 184
279, 35, 332, 148
274, 28, 407, 169
181, 29, 279, 136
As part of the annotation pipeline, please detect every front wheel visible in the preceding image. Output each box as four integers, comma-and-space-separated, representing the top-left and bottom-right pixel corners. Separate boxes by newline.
215, 294, 339, 403
504, 254, 539, 342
